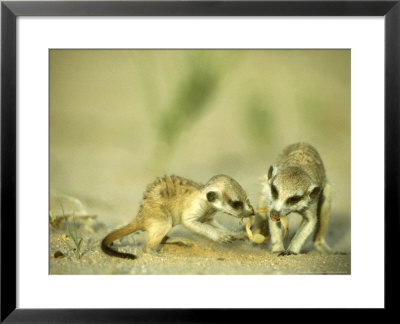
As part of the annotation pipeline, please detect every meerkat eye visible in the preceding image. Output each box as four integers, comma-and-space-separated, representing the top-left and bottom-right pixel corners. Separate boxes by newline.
206, 191, 218, 202
286, 195, 302, 205
271, 185, 278, 199
230, 200, 243, 210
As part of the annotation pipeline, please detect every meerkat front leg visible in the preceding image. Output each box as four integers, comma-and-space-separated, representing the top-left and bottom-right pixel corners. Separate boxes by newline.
183, 219, 236, 243
268, 217, 285, 253
283, 207, 318, 255
207, 219, 247, 240
182, 206, 236, 243
313, 183, 332, 254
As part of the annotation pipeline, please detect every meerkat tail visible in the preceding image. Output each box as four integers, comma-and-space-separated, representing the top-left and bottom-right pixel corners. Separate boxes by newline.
101, 221, 142, 260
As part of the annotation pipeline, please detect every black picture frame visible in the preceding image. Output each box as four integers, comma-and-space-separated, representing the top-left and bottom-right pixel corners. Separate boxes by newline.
1, 0, 398, 321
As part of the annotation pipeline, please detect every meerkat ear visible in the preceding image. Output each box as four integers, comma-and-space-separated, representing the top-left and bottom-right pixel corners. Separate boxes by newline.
268, 165, 277, 180
308, 185, 321, 200
206, 191, 218, 202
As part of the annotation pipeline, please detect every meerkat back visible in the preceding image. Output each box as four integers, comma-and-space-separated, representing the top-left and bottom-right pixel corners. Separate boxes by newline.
278, 143, 326, 187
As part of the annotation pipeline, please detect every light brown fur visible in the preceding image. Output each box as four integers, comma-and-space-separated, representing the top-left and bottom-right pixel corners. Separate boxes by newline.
101, 175, 254, 259
254, 143, 332, 255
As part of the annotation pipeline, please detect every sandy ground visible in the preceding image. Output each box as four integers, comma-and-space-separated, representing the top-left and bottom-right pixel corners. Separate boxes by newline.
49, 212, 350, 275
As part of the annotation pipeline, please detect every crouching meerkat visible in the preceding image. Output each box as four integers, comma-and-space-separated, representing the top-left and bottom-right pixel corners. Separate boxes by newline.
253, 143, 332, 256
101, 174, 255, 259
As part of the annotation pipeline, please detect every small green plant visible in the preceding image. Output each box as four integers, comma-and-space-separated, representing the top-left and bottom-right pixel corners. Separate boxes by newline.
59, 201, 83, 259
66, 213, 83, 259
49, 209, 56, 224
148, 51, 226, 172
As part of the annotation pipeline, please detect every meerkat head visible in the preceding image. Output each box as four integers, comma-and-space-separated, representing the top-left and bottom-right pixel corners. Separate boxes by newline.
203, 175, 254, 218
265, 165, 321, 221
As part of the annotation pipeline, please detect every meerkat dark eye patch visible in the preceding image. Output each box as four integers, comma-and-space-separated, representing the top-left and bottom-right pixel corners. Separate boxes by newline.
309, 187, 321, 200
286, 195, 303, 205
271, 184, 278, 199
206, 191, 218, 202
229, 200, 243, 210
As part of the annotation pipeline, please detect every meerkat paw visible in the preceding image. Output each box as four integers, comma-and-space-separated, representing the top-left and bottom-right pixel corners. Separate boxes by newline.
141, 244, 162, 255
231, 231, 247, 241
144, 249, 162, 257
162, 236, 195, 247
278, 250, 298, 256
173, 239, 195, 247
215, 231, 236, 243
314, 240, 333, 254
271, 243, 285, 254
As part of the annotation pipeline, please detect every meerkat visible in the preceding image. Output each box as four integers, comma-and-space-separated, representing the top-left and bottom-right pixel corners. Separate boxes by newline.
101, 174, 255, 259
253, 143, 332, 256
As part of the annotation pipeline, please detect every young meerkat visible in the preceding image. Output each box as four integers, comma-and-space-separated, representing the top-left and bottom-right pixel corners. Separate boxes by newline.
253, 143, 332, 256
101, 174, 255, 259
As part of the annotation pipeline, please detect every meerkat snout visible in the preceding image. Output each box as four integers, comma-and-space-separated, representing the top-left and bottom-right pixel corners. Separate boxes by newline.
270, 209, 280, 222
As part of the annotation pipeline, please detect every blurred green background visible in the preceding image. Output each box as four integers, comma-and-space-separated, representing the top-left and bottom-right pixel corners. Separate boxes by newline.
50, 49, 350, 243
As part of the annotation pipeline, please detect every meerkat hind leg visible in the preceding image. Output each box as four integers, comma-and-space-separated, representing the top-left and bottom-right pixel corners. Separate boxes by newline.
161, 236, 195, 247
313, 183, 333, 254
142, 221, 172, 254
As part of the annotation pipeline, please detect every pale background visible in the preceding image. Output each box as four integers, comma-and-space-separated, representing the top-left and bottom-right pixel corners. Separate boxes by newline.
49, 49, 351, 253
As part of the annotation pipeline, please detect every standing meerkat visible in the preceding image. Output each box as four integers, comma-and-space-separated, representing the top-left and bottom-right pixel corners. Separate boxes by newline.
101, 174, 255, 259
253, 143, 332, 255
